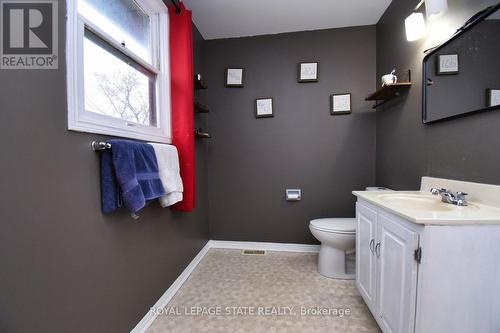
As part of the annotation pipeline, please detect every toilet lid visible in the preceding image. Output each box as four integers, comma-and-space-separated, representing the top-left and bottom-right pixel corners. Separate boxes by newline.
310, 218, 356, 233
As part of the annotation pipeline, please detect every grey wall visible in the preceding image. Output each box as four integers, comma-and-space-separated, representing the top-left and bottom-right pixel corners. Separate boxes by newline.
6, 0, 500, 330
0, 2, 209, 332
376, 0, 500, 189
205, 26, 377, 244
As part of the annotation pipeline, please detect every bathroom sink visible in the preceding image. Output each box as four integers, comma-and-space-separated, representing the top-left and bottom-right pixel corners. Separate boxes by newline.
353, 177, 500, 224
378, 193, 456, 212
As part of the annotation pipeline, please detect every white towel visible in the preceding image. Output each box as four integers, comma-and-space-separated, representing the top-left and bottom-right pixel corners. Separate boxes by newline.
149, 143, 184, 207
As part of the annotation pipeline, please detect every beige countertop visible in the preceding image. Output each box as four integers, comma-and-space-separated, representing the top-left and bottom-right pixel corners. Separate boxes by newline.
353, 190, 500, 225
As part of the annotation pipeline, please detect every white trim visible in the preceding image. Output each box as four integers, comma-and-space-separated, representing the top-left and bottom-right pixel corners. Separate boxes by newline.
130, 240, 319, 333
209, 240, 320, 253
81, 17, 159, 74
66, 0, 79, 132
130, 242, 212, 333
66, 0, 172, 144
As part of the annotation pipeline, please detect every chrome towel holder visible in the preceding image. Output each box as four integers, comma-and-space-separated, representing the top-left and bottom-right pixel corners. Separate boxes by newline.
91, 141, 111, 151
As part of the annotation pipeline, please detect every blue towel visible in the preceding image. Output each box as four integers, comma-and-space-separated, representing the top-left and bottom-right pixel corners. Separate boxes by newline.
100, 140, 165, 214
100, 148, 122, 213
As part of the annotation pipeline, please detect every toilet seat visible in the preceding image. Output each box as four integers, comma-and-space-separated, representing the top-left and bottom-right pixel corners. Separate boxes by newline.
309, 218, 356, 234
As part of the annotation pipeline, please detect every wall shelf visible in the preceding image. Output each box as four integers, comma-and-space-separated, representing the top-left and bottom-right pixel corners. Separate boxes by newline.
194, 129, 211, 139
365, 82, 412, 109
194, 74, 209, 140
366, 69, 412, 109
194, 77, 207, 90
194, 102, 209, 113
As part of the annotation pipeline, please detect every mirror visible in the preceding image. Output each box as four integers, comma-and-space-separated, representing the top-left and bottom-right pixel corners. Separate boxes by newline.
423, 4, 500, 123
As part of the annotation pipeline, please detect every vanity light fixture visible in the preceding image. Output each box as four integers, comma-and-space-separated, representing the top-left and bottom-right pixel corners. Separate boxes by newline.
425, 0, 448, 19
404, 0, 448, 42
405, 12, 427, 41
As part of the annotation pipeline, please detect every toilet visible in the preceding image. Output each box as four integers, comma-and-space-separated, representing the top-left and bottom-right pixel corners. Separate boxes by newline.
309, 187, 391, 279
309, 218, 357, 279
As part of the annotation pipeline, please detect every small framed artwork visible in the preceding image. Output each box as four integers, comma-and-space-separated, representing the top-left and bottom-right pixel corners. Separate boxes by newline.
225, 68, 244, 87
487, 89, 500, 107
255, 98, 274, 118
437, 54, 459, 75
298, 62, 319, 82
331, 93, 352, 115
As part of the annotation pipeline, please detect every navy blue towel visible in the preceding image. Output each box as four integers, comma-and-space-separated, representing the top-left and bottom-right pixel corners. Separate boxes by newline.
100, 140, 165, 214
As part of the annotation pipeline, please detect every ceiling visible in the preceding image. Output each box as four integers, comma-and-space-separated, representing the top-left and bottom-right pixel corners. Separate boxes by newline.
183, 0, 393, 40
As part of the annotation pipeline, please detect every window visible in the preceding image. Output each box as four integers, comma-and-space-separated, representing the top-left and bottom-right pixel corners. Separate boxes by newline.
67, 0, 171, 143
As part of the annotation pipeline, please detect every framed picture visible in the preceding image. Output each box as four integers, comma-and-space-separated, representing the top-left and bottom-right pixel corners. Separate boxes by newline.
255, 98, 274, 118
437, 54, 459, 75
298, 62, 319, 82
225, 68, 244, 87
331, 93, 351, 115
487, 89, 500, 107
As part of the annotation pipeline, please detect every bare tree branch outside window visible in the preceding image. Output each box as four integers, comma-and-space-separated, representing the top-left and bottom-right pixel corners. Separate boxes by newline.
87, 69, 150, 125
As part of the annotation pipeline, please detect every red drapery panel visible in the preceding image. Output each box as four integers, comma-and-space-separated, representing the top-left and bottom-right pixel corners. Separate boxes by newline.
168, 3, 195, 211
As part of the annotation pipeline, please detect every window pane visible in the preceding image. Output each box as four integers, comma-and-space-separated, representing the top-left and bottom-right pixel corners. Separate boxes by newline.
84, 30, 157, 127
79, 0, 151, 62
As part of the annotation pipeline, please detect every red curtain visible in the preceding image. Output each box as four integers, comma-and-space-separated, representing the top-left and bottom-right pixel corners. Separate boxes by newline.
168, 3, 195, 212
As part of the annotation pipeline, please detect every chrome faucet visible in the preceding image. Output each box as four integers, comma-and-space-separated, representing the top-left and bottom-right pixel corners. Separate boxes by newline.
430, 188, 468, 206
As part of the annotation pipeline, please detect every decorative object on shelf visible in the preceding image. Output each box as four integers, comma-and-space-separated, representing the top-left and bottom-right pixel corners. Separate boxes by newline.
298, 62, 319, 83
225, 68, 244, 87
381, 69, 398, 86
255, 98, 274, 118
330, 93, 352, 115
487, 89, 500, 107
194, 128, 211, 139
194, 102, 209, 113
437, 54, 459, 75
194, 73, 207, 89
366, 69, 412, 109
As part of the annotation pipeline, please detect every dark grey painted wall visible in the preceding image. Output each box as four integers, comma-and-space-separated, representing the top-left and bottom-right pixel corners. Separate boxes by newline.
376, 0, 500, 189
6, 0, 500, 330
205, 26, 377, 244
0, 3, 209, 332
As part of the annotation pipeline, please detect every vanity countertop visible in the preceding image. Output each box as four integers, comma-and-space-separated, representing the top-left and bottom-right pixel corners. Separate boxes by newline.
352, 190, 500, 225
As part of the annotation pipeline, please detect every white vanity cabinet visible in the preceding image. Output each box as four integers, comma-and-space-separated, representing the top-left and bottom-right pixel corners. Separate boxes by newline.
355, 203, 377, 312
355, 198, 500, 333
375, 212, 419, 333
356, 201, 421, 333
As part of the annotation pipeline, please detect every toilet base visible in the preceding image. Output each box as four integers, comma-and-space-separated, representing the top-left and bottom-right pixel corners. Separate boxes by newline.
317, 244, 355, 280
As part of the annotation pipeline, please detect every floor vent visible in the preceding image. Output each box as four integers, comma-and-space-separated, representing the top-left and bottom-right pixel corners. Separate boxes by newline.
242, 249, 266, 255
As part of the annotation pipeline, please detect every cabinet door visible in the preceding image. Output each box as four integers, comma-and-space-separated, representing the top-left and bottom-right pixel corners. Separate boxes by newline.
376, 213, 419, 333
356, 203, 377, 311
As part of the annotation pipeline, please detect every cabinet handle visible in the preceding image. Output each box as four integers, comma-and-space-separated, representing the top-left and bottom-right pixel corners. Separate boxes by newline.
369, 239, 375, 254
375, 242, 381, 257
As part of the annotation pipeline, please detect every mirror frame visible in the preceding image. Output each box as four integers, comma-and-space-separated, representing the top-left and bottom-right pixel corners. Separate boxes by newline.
422, 3, 500, 124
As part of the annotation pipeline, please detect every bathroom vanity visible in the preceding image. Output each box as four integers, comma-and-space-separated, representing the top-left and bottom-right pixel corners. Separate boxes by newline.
353, 177, 500, 333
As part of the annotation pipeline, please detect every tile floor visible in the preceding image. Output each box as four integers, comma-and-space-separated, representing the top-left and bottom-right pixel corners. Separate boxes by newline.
147, 249, 381, 333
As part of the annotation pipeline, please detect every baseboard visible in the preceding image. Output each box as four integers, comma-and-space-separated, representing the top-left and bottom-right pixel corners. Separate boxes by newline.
208, 240, 320, 253
130, 241, 212, 333
130, 239, 319, 332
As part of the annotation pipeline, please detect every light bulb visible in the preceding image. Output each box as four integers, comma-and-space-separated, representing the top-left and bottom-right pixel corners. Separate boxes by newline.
425, 0, 448, 19
405, 12, 427, 41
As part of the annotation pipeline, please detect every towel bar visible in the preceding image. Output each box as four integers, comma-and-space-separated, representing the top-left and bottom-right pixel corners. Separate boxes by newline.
91, 140, 177, 150
91, 141, 111, 151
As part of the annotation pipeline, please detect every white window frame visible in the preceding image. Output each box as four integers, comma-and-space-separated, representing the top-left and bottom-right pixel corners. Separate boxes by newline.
66, 0, 172, 143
